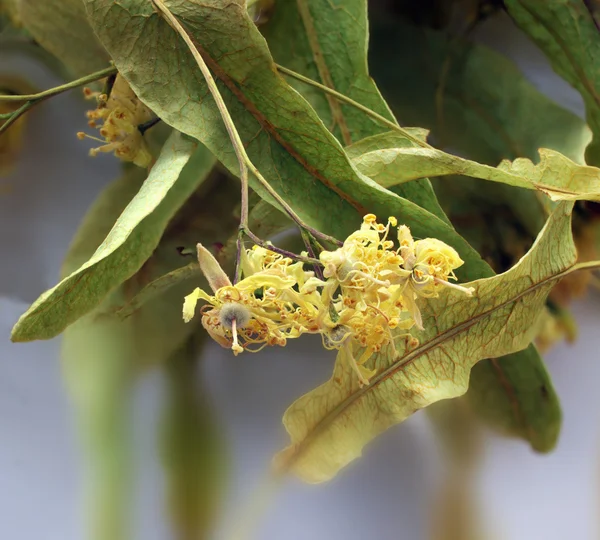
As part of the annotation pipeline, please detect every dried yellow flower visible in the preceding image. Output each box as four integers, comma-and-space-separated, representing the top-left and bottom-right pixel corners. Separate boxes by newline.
78, 74, 153, 167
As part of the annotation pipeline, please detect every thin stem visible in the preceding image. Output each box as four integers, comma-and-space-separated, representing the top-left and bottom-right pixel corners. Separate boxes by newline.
151, 0, 342, 252
301, 228, 324, 280
275, 64, 432, 150
0, 66, 117, 136
0, 101, 31, 133
234, 230, 245, 284
137, 116, 161, 134
242, 226, 320, 265
0, 66, 117, 102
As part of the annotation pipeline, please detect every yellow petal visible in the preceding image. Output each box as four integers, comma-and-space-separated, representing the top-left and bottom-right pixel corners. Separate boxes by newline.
183, 288, 205, 322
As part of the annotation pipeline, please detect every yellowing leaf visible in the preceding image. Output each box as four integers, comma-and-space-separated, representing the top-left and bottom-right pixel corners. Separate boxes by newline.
11, 132, 215, 342
367, 16, 569, 452
355, 147, 600, 202
261, 0, 446, 221
82, 0, 492, 285
277, 202, 578, 483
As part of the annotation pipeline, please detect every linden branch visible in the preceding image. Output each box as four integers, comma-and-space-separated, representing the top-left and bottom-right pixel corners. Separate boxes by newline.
150, 0, 343, 279
0, 66, 117, 136
275, 64, 432, 149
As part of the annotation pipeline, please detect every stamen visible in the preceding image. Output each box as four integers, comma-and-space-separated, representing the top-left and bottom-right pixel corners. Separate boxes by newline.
77, 132, 107, 144
434, 277, 475, 296
231, 318, 243, 355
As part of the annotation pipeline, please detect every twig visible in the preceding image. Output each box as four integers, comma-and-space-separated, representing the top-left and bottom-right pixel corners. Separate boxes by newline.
150, 0, 342, 281
301, 228, 324, 280
275, 64, 432, 150
0, 66, 117, 136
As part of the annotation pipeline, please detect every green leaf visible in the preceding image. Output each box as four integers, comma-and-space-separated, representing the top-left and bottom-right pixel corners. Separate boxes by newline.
114, 262, 201, 319
467, 349, 561, 451
160, 334, 226, 539
370, 16, 572, 450
57, 163, 240, 540
261, 0, 395, 145
62, 291, 136, 540
344, 130, 430, 158
18, 0, 110, 76
505, 0, 600, 165
277, 202, 577, 483
345, 130, 451, 223
369, 17, 590, 166
0, 0, 19, 26
82, 0, 467, 260
354, 146, 600, 201
11, 132, 216, 342
261, 0, 447, 220
60, 165, 147, 278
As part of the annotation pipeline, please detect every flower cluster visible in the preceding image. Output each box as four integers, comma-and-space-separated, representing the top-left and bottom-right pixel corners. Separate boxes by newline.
183, 216, 474, 386
77, 74, 153, 168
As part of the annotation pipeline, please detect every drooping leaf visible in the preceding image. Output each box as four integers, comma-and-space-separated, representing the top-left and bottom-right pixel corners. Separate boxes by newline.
114, 262, 201, 319
277, 202, 577, 483
59, 164, 140, 540
260, 0, 395, 145
504, 0, 600, 165
467, 349, 561, 451
82, 0, 475, 271
369, 17, 590, 166
127, 170, 242, 369
59, 165, 240, 540
60, 165, 147, 277
369, 15, 574, 450
355, 146, 600, 201
344, 129, 430, 159
18, 0, 110, 76
11, 132, 216, 341
261, 0, 448, 220
345, 130, 451, 222
62, 291, 136, 540
160, 334, 226, 540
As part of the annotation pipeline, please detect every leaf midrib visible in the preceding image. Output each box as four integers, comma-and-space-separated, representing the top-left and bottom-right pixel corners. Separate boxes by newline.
176, 17, 368, 215
285, 260, 579, 468
296, 0, 352, 146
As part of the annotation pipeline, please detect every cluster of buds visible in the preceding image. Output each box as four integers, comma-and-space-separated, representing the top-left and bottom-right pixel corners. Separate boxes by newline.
77, 74, 153, 168
183, 215, 474, 386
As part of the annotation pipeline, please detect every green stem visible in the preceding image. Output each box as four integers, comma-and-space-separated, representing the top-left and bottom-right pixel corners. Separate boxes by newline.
151, 0, 342, 254
301, 228, 324, 280
0, 66, 117, 136
0, 101, 31, 132
275, 64, 432, 150
0, 66, 117, 102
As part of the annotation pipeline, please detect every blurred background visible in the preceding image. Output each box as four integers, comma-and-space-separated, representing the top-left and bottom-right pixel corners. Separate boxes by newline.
1, 5, 600, 540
